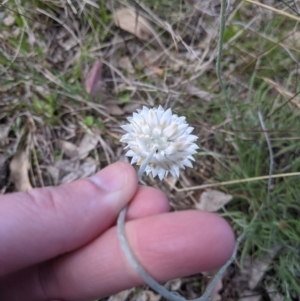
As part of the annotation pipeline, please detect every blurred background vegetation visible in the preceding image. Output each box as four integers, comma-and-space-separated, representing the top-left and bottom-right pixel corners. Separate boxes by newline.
0, 0, 300, 300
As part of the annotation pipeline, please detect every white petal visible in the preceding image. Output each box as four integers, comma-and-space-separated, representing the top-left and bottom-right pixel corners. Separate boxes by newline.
131, 121, 143, 134
182, 159, 193, 168
188, 155, 196, 161
120, 105, 198, 179
151, 165, 160, 178
158, 169, 166, 180
177, 116, 186, 124
174, 165, 180, 177
160, 108, 172, 128
152, 126, 162, 137
185, 127, 194, 135
162, 123, 178, 139
170, 165, 180, 178
140, 122, 151, 135
169, 169, 176, 177
169, 123, 189, 140
125, 150, 136, 157
121, 124, 132, 132
141, 106, 149, 117
147, 109, 158, 128
131, 156, 139, 164
156, 105, 165, 119
173, 159, 185, 168
142, 106, 149, 112
154, 155, 170, 170
132, 112, 144, 124
145, 166, 152, 175
186, 135, 198, 142
120, 135, 132, 143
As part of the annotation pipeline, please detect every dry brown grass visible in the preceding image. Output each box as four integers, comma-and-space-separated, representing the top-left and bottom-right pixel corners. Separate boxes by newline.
1, 0, 300, 299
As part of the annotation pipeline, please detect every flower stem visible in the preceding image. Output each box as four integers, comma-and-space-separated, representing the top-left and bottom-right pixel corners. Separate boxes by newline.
118, 205, 245, 301
117, 206, 187, 301
118, 148, 187, 301
117, 146, 245, 301
137, 147, 157, 181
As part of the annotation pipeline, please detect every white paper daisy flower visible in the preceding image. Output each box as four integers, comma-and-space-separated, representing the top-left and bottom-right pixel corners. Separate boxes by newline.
120, 105, 199, 180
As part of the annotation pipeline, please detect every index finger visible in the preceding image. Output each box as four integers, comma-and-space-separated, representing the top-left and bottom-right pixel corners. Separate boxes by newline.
1, 211, 234, 301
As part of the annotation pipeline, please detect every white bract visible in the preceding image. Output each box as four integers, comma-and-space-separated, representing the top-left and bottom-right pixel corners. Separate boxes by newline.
120, 106, 198, 180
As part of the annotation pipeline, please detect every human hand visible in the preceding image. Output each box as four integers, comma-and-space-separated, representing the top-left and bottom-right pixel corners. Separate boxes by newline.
0, 162, 235, 301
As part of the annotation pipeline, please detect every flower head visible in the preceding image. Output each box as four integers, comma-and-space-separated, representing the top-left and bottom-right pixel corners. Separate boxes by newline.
120, 105, 198, 180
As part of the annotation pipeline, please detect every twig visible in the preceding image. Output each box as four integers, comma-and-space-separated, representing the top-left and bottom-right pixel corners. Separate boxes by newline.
173, 172, 300, 192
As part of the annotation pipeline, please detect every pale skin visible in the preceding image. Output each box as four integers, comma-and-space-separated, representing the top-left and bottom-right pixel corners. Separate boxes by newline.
0, 162, 235, 301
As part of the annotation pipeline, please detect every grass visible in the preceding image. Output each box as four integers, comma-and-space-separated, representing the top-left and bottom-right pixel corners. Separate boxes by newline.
1, 0, 300, 299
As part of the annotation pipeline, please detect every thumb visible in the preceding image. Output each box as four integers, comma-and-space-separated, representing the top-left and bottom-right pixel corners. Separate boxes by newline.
0, 162, 137, 277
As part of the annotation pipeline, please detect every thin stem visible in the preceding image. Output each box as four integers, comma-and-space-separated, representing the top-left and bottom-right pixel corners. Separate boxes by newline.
176, 171, 300, 192
117, 147, 246, 301
118, 148, 186, 301
137, 147, 157, 180
216, 0, 226, 84
258, 110, 274, 206
117, 207, 186, 301
118, 206, 245, 301
216, 0, 231, 112
200, 233, 245, 300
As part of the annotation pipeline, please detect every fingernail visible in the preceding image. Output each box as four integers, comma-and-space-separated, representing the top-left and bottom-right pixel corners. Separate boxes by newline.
89, 162, 128, 192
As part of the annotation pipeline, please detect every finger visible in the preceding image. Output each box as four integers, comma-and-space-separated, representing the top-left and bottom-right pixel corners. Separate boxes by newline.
126, 186, 170, 220
0, 162, 138, 276
0, 211, 235, 301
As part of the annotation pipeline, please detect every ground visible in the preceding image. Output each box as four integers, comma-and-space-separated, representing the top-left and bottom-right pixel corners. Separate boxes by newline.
0, 0, 300, 300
